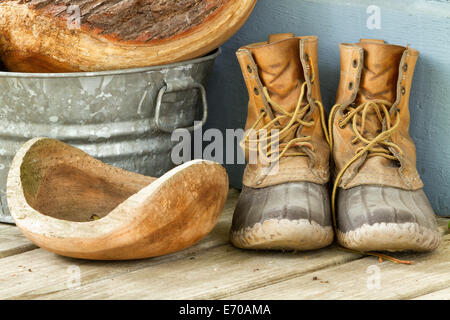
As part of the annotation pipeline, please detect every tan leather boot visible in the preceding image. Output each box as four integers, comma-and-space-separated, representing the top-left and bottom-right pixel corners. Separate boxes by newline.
330, 39, 441, 252
230, 34, 333, 250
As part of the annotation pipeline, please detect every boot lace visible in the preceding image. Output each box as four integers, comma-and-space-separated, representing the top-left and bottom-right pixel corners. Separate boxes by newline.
240, 80, 330, 163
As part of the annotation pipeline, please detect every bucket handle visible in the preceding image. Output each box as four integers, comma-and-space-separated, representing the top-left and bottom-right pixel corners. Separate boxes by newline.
154, 78, 208, 133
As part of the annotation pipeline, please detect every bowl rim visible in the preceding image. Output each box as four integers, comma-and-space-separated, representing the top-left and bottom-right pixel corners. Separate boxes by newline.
0, 48, 221, 79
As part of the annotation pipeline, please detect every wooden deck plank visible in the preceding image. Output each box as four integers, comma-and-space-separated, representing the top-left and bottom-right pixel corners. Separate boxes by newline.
0, 230, 225, 300
37, 244, 360, 300
0, 224, 37, 259
225, 218, 450, 300
0, 187, 239, 262
1, 188, 447, 300
0, 189, 239, 300
412, 287, 450, 300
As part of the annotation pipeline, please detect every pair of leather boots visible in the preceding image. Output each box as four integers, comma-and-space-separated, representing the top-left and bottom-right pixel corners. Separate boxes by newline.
230, 33, 441, 254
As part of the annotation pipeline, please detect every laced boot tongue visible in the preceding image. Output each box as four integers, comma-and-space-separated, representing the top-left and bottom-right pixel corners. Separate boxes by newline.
354, 41, 405, 141
249, 34, 305, 123
356, 40, 405, 104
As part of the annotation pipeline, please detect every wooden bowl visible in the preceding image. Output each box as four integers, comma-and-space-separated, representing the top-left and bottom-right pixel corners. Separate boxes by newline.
0, 0, 257, 72
7, 138, 229, 260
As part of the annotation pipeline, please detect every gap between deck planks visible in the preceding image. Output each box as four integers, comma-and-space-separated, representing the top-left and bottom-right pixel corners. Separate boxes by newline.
0, 223, 37, 259
0, 188, 448, 300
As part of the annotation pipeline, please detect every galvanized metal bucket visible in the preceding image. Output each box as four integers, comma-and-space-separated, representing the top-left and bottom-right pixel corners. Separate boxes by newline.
0, 48, 221, 223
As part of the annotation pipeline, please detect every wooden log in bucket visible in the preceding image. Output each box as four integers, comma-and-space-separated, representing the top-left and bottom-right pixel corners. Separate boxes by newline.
0, 0, 257, 72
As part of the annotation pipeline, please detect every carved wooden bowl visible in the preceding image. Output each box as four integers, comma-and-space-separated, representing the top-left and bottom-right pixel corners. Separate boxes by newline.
7, 138, 229, 260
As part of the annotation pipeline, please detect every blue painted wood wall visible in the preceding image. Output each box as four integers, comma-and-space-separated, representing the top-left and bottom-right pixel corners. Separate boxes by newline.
204, 0, 450, 216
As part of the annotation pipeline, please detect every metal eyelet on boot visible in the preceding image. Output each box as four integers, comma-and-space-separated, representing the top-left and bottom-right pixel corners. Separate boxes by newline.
254, 87, 259, 95
401, 86, 406, 95
348, 81, 354, 90
247, 65, 253, 73
352, 59, 358, 68
403, 64, 408, 72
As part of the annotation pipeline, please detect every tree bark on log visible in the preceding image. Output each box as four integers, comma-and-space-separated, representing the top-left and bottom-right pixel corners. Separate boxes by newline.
0, 0, 257, 72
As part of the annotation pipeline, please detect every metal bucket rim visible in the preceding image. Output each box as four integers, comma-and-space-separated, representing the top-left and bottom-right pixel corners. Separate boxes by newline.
0, 48, 221, 79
